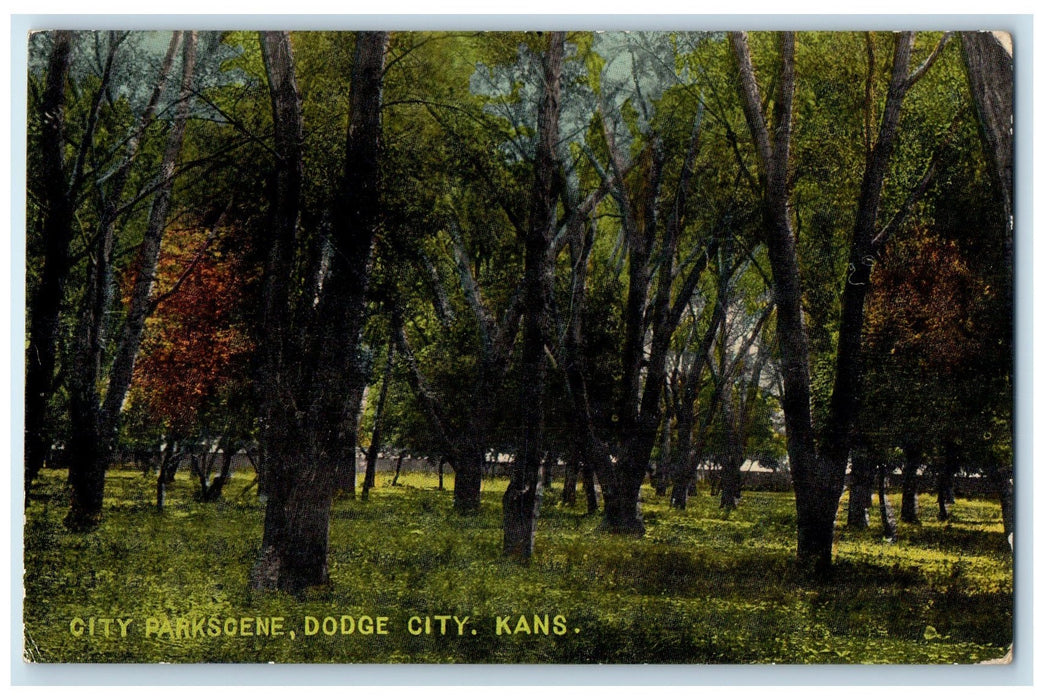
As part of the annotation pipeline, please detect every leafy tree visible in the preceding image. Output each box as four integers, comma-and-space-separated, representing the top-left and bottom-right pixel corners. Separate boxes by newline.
250, 31, 389, 593
729, 31, 955, 571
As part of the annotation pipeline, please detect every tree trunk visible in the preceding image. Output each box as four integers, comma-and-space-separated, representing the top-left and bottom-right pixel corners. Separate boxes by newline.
503, 31, 564, 563
718, 458, 742, 511
204, 447, 235, 502
155, 439, 181, 513
581, 461, 599, 515
936, 441, 958, 521
961, 32, 1013, 547
878, 464, 898, 542
250, 451, 336, 593
847, 450, 875, 530
542, 451, 556, 489
562, 464, 578, 506
64, 411, 108, 530
601, 457, 646, 535
25, 31, 75, 492
363, 339, 396, 497
900, 444, 921, 524
392, 452, 404, 486
960, 32, 1013, 268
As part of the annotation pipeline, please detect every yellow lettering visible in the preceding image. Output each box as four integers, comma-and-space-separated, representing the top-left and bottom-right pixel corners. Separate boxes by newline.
70, 618, 85, 637
305, 616, 319, 636
496, 616, 511, 635
175, 618, 190, 639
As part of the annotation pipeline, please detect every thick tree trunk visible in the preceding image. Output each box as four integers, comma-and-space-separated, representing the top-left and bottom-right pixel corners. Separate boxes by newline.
64, 409, 109, 531
601, 458, 646, 535
670, 469, 694, 510
453, 448, 483, 514
718, 452, 743, 512
961, 33, 1014, 547
503, 31, 563, 563
250, 452, 336, 593
25, 31, 75, 491
731, 32, 837, 570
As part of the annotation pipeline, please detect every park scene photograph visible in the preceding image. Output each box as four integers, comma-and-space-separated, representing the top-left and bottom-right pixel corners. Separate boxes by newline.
22, 28, 1013, 665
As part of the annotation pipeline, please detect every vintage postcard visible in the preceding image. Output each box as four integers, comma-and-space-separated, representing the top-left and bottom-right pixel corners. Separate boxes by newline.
19, 26, 1016, 671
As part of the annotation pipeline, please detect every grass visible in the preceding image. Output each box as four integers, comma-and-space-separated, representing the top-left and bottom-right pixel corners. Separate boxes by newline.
23, 467, 1013, 664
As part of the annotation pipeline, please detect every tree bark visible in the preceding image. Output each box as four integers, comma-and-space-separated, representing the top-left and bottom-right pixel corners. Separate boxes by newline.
25, 31, 75, 492
503, 31, 564, 563
960, 32, 1013, 264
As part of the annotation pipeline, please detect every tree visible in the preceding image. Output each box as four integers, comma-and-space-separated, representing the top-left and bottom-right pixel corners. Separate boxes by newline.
25, 31, 76, 492
960, 31, 1014, 541
729, 31, 952, 571
125, 218, 254, 507
502, 31, 565, 562
63, 31, 199, 530
251, 31, 389, 593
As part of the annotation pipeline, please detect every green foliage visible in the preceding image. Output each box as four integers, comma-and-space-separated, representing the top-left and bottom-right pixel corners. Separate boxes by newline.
25, 468, 1011, 663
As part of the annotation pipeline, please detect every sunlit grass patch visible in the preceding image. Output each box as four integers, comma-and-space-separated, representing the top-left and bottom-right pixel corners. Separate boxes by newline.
23, 468, 1012, 663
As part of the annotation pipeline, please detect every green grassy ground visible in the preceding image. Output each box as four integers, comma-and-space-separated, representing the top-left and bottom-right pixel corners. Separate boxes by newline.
23, 467, 1012, 664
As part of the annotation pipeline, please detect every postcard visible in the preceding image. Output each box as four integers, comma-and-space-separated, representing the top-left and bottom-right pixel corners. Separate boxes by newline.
19, 26, 1015, 671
